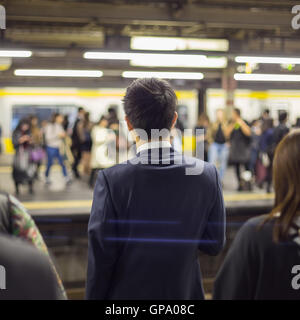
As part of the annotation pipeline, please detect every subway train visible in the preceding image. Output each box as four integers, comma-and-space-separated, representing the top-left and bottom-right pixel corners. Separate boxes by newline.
1, 86, 300, 153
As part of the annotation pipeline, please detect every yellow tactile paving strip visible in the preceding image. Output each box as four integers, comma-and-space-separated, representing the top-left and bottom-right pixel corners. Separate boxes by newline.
22, 193, 274, 211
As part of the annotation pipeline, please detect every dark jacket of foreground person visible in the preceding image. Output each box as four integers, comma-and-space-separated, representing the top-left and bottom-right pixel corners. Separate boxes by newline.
0, 192, 66, 299
86, 147, 226, 300
0, 234, 59, 300
213, 215, 300, 300
214, 129, 300, 300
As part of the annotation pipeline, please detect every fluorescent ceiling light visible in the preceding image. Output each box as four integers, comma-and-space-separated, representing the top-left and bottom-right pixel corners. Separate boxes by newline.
234, 73, 300, 81
131, 37, 229, 52
235, 56, 300, 65
130, 55, 227, 68
84, 52, 140, 60
0, 50, 32, 58
84, 51, 227, 68
14, 69, 103, 77
122, 71, 204, 80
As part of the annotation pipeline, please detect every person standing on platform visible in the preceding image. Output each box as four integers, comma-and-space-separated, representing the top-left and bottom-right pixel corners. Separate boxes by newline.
249, 119, 261, 178
44, 113, 71, 185
213, 129, 300, 300
273, 111, 289, 147
77, 112, 93, 176
86, 78, 226, 300
257, 118, 274, 193
227, 108, 252, 191
12, 119, 36, 195
106, 106, 118, 126
29, 115, 45, 180
89, 116, 115, 188
207, 109, 229, 182
71, 107, 86, 179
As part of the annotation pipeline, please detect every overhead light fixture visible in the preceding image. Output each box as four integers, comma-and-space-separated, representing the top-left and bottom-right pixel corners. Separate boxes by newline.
235, 56, 300, 65
122, 71, 204, 80
234, 73, 300, 81
14, 69, 103, 77
0, 50, 32, 58
130, 55, 227, 68
84, 51, 227, 68
131, 37, 229, 52
84, 52, 139, 60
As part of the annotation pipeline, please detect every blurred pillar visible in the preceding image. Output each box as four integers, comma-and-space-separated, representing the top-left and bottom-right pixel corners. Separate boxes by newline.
197, 86, 207, 116
222, 64, 237, 119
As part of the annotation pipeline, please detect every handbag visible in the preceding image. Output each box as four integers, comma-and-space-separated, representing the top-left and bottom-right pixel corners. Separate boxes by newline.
31, 147, 45, 163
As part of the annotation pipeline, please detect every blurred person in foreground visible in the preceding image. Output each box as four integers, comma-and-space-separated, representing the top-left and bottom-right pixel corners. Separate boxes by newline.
0, 192, 66, 299
213, 129, 300, 300
89, 116, 115, 188
86, 78, 226, 300
44, 113, 71, 186
71, 107, 86, 179
227, 108, 252, 191
12, 119, 36, 195
207, 109, 229, 183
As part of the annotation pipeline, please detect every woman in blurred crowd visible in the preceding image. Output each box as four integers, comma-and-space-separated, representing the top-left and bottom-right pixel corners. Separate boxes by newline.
0, 191, 66, 299
89, 116, 115, 188
29, 115, 45, 180
78, 112, 93, 176
44, 113, 70, 185
194, 113, 210, 161
214, 129, 300, 300
12, 119, 36, 195
227, 108, 252, 191
207, 109, 229, 182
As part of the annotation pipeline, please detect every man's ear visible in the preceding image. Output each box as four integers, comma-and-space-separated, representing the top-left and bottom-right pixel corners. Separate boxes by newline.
125, 116, 134, 131
171, 111, 178, 129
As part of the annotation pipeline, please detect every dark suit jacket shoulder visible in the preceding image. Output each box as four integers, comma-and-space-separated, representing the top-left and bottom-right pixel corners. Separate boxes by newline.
213, 215, 300, 300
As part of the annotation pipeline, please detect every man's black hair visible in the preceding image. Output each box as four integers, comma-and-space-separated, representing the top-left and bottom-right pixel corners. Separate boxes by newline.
123, 78, 177, 136
278, 111, 288, 123
78, 107, 84, 112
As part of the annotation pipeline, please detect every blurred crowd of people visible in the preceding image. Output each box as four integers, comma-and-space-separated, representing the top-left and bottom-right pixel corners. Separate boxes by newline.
195, 108, 300, 192
8, 105, 300, 195
11, 106, 129, 195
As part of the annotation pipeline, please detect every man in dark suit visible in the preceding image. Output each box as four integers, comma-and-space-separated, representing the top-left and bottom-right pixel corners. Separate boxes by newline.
86, 78, 226, 300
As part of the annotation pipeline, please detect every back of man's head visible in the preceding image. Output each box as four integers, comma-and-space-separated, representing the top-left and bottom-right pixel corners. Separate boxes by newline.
123, 78, 177, 137
278, 111, 288, 124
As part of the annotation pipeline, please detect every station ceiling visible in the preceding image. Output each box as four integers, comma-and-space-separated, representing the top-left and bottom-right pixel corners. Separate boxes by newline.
1, 0, 300, 88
